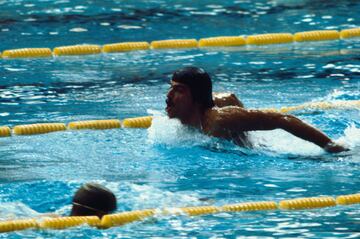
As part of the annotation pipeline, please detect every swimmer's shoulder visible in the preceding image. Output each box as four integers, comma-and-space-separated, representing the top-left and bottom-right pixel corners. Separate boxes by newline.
205, 106, 248, 119
213, 92, 244, 108
202, 106, 247, 134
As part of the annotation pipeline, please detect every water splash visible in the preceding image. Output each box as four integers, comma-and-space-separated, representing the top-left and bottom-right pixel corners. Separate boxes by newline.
147, 116, 212, 147
250, 123, 360, 156
124, 183, 201, 209
337, 123, 360, 149
147, 115, 326, 155
249, 129, 324, 156
146, 114, 360, 157
0, 202, 40, 220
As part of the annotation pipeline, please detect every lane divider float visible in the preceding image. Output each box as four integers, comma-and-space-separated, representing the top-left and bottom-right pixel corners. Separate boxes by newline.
0, 193, 358, 233
0, 219, 37, 233
0, 126, 11, 137
1, 48, 52, 58
222, 201, 278, 212
336, 194, 360, 205
261, 100, 360, 114
150, 39, 198, 49
198, 36, 246, 47
102, 42, 150, 53
68, 119, 121, 130
279, 196, 336, 210
39, 216, 100, 230
13, 123, 66, 135
246, 33, 294, 45
1, 28, 359, 58
294, 30, 340, 42
340, 28, 360, 39
122, 116, 153, 128
101, 209, 156, 228
53, 44, 102, 56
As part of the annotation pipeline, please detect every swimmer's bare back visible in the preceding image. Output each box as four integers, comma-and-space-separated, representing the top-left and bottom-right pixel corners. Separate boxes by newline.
201, 106, 347, 153
213, 92, 244, 108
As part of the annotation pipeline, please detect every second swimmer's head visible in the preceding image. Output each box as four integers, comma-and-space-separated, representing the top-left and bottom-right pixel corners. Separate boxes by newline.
70, 183, 117, 219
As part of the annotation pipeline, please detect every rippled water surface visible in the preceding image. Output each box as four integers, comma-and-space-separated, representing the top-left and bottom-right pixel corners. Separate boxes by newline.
0, 0, 360, 238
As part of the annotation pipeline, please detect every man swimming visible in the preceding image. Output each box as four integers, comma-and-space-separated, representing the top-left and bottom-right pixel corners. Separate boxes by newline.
31, 183, 117, 219
166, 66, 347, 153
70, 183, 117, 218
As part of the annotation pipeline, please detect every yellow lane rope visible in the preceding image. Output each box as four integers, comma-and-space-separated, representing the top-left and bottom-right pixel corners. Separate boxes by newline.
53, 44, 101, 56
279, 196, 336, 210
151, 39, 198, 49
340, 28, 360, 39
101, 209, 156, 228
0, 193, 358, 233
199, 36, 246, 47
1, 28, 359, 58
294, 30, 340, 42
38, 216, 100, 229
246, 33, 294, 45
13, 123, 66, 135
261, 100, 360, 114
68, 119, 121, 130
336, 193, 360, 205
0, 126, 11, 137
102, 42, 150, 53
0, 219, 37, 233
1, 48, 52, 58
0, 100, 359, 136
122, 116, 153, 128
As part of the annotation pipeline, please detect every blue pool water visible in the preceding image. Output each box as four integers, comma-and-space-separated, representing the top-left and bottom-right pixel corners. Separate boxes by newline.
0, 0, 360, 238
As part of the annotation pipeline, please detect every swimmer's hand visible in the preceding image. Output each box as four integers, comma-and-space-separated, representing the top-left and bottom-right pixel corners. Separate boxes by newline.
324, 142, 349, 153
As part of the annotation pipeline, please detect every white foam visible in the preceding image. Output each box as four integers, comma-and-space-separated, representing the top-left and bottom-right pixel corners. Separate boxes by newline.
250, 123, 360, 155
147, 116, 325, 155
146, 113, 359, 156
249, 129, 324, 155
147, 116, 212, 147
337, 123, 360, 149
126, 184, 200, 209
0, 202, 39, 220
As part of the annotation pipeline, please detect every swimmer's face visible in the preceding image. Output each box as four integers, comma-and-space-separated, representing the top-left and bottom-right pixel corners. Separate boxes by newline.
166, 81, 195, 121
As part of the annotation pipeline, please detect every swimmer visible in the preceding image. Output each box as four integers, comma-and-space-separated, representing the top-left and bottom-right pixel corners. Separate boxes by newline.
70, 183, 117, 218
166, 66, 348, 153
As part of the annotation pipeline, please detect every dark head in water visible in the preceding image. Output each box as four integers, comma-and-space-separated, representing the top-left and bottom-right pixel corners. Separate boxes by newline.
166, 66, 215, 126
70, 183, 117, 218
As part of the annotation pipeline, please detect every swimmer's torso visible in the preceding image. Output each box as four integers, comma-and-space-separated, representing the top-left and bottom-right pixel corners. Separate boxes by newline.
201, 107, 250, 146
205, 93, 250, 146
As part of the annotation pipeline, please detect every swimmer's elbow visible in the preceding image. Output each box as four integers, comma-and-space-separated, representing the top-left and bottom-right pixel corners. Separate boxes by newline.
279, 114, 298, 124
264, 113, 299, 130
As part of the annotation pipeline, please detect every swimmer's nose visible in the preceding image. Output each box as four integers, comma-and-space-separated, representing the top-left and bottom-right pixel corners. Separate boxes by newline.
166, 89, 172, 97
166, 98, 172, 107
166, 90, 174, 105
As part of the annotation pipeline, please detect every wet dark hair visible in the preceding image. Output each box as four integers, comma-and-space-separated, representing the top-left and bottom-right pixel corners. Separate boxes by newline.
70, 183, 117, 218
172, 66, 215, 108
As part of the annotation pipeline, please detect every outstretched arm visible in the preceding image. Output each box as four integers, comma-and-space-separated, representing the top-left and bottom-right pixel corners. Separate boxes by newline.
215, 107, 347, 153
